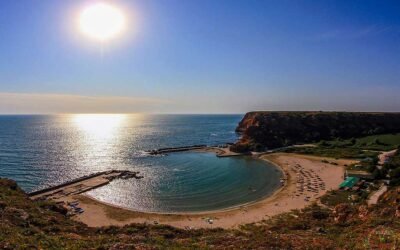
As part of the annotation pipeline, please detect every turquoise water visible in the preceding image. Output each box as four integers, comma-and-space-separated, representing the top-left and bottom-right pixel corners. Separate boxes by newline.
88, 152, 282, 212
0, 114, 282, 212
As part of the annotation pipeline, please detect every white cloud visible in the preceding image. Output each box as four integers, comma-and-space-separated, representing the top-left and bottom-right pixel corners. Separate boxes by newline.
0, 87, 399, 114
0, 92, 170, 114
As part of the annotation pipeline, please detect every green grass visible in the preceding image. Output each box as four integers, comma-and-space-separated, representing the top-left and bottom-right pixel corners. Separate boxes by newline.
284, 146, 379, 159
355, 133, 400, 150
320, 190, 356, 206
383, 149, 400, 185
320, 188, 374, 207
284, 133, 400, 161
320, 133, 400, 151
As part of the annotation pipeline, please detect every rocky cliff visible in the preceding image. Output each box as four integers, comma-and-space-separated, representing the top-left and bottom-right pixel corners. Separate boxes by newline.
231, 111, 400, 152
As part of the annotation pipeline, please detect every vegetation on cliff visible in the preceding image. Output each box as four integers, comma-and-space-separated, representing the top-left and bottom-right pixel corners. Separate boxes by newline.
1, 177, 400, 249
384, 149, 400, 185
284, 140, 400, 185
231, 112, 400, 152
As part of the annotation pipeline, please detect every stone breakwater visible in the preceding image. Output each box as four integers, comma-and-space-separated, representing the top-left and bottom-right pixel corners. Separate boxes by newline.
29, 170, 143, 201
148, 145, 208, 155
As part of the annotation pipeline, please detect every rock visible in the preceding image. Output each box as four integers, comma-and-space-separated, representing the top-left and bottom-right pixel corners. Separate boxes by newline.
395, 206, 400, 218
333, 204, 352, 224
229, 142, 252, 153
6, 207, 29, 220
0, 201, 7, 210
314, 227, 327, 234
108, 243, 136, 250
380, 208, 392, 217
0, 179, 19, 191
358, 205, 369, 220
311, 209, 329, 220
49, 216, 58, 223
48, 204, 68, 215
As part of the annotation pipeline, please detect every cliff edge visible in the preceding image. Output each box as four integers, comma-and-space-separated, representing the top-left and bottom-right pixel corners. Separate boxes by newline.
231, 111, 400, 152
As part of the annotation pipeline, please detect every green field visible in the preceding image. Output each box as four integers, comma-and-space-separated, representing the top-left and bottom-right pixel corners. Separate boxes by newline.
284, 146, 379, 159
321, 133, 400, 151
285, 133, 400, 159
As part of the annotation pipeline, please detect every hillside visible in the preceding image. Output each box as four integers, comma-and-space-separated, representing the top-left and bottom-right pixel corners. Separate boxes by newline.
231, 111, 400, 152
1, 177, 400, 249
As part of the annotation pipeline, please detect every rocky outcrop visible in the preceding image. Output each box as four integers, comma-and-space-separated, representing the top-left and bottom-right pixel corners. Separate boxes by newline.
333, 203, 353, 224
358, 205, 369, 220
231, 111, 400, 152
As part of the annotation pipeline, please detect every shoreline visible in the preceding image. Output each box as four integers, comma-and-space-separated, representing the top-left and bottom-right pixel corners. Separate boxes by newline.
79, 146, 284, 216
63, 152, 356, 229
78, 160, 285, 216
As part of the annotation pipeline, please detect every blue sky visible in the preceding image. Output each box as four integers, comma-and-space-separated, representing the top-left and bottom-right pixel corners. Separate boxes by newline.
0, 0, 399, 113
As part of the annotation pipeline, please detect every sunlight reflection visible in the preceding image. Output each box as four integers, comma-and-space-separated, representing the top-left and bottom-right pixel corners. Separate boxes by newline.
72, 114, 126, 140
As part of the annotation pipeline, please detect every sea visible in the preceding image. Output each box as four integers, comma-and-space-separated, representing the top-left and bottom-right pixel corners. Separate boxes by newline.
0, 114, 282, 212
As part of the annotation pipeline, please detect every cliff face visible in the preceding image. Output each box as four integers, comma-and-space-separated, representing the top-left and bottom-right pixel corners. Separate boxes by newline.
232, 111, 400, 152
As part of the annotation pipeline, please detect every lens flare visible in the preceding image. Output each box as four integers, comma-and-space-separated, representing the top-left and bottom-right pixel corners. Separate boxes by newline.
78, 2, 126, 42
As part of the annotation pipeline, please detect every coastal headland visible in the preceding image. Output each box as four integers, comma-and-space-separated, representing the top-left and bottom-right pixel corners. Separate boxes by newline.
231, 111, 400, 152
25, 111, 400, 230
3, 111, 400, 249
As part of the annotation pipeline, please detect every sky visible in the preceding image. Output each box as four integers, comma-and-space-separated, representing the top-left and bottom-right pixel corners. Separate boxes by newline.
0, 0, 399, 114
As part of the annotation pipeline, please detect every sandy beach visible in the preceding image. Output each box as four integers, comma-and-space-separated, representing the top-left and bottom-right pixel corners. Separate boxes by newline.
60, 153, 356, 229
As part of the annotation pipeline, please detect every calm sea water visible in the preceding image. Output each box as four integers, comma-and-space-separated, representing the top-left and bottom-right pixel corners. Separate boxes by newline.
0, 114, 282, 212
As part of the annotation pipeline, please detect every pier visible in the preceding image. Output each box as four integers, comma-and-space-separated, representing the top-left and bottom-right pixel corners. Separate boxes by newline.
29, 170, 143, 201
148, 144, 245, 157
148, 145, 207, 155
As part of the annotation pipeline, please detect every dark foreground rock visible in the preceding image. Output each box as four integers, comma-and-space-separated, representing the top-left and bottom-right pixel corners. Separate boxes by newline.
1, 177, 400, 249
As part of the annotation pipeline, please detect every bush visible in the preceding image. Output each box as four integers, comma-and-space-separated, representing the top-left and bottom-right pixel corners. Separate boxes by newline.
311, 209, 329, 220
390, 168, 400, 179
230, 143, 251, 153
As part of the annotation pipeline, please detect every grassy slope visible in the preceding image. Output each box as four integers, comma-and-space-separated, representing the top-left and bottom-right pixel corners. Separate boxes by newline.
285, 146, 379, 159
384, 150, 400, 185
322, 133, 400, 151
1, 178, 400, 249
285, 133, 400, 159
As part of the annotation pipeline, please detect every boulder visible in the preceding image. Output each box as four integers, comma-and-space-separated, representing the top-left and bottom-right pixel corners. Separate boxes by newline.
358, 205, 368, 220
333, 204, 352, 224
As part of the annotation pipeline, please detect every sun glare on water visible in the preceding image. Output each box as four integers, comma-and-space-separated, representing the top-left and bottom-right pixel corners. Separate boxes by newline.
72, 114, 126, 139
78, 2, 127, 42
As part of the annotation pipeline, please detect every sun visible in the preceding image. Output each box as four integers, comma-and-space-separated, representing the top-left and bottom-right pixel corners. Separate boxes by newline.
78, 2, 126, 42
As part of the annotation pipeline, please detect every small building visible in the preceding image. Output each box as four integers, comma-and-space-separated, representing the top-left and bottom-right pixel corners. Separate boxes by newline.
345, 170, 374, 180
339, 177, 360, 189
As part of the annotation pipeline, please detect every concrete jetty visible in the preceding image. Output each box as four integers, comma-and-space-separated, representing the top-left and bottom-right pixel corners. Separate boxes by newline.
29, 170, 143, 201
148, 144, 245, 158
148, 145, 207, 155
